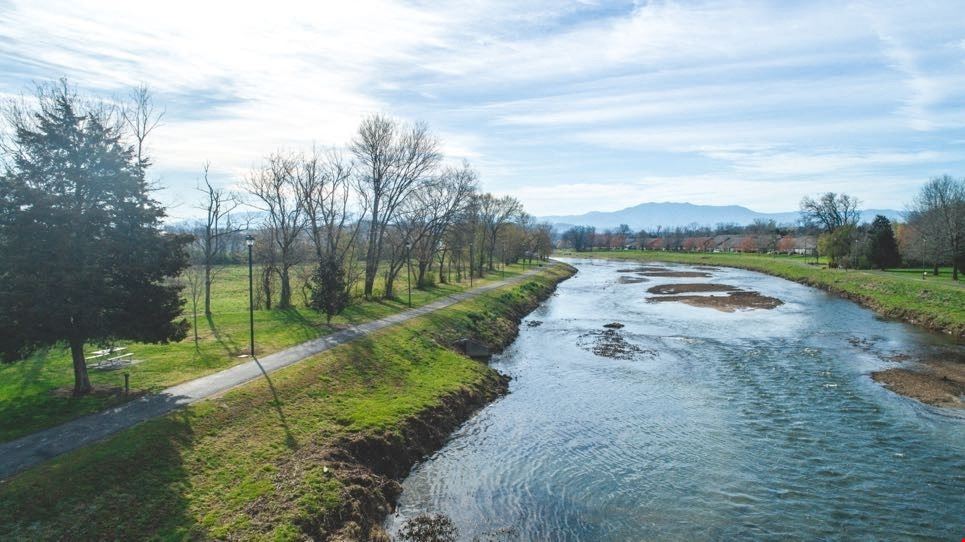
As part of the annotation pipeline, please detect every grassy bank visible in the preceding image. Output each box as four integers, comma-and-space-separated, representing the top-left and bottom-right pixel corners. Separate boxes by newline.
0, 262, 535, 443
0, 263, 575, 541
558, 250, 965, 337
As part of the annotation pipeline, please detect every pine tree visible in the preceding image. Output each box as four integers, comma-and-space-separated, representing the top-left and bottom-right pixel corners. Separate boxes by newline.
0, 82, 190, 395
308, 256, 351, 324
868, 215, 901, 270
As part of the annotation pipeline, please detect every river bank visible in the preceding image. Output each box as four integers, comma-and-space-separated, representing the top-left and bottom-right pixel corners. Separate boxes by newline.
0, 263, 575, 540
559, 251, 963, 408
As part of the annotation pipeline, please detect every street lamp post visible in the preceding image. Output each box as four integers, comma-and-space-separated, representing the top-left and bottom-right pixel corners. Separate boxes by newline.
245, 234, 255, 357
405, 241, 413, 308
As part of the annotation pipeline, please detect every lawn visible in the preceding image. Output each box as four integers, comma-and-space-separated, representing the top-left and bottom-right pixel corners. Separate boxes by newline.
0, 261, 536, 443
557, 250, 965, 337
0, 263, 574, 541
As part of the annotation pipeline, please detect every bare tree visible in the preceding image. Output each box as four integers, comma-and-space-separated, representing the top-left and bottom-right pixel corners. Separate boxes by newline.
381, 222, 413, 299
253, 228, 280, 310
195, 162, 244, 315
247, 152, 305, 308
352, 114, 441, 298
912, 175, 965, 279
408, 162, 478, 287
904, 210, 944, 275
296, 147, 363, 267
477, 193, 522, 271
121, 84, 164, 165
183, 264, 205, 349
296, 146, 366, 319
533, 222, 554, 260
799, 192, 860, 233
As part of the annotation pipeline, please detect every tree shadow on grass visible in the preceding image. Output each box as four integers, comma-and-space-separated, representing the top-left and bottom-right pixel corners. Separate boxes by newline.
12, 347, 50, 394
341, 298, 403, 325
206, 314, 240, 357
274, 308, 325, 343
0, 404, 207, 540
253, 356, 297, 450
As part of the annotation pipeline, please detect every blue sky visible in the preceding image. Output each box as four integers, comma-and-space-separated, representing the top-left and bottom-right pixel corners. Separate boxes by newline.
1, 0, 963, 220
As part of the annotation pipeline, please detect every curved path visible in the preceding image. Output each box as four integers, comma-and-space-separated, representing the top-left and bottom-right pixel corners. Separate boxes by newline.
0, 265, 553, 479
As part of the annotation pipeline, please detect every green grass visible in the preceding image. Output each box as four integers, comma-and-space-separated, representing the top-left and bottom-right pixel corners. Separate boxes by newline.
0, 261, 535, 443
558, 250, 965, 336
0, 263, 573, 541
878, 266, 960, 283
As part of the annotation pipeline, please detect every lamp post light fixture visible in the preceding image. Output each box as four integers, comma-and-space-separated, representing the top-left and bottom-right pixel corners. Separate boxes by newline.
405, 241, 413, 308
245, 234, 255, 357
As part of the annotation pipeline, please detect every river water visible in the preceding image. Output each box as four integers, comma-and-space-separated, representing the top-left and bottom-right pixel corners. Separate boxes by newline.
387, 259, 964, 540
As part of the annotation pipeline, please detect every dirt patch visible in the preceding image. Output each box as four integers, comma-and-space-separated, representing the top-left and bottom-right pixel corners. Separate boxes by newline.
603, 322, 624, 329
648, 291, 783, 312
647, 283, 741, 295
577, 329, 653, 360
526, 320, 543, 327
871, 350, 965, 408
617, 276, 649, 284
872, 367, 964, 409
638, 271, 713, 278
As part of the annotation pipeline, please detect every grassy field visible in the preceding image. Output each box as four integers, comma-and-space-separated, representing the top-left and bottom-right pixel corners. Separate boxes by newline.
557, 250, 965, 337
0, 263, 574, 541
0, 261, 535, 443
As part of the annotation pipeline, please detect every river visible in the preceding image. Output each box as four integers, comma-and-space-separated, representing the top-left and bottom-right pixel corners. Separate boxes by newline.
387, 258, 964, 540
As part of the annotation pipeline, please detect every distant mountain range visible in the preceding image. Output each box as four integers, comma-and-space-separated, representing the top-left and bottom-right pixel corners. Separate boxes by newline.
538, 202, 903, 232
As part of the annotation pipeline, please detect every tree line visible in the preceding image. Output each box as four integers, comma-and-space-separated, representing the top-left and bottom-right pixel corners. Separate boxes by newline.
182, 114, 554, 327
0, 81, 553, 395
561, 181, 965, 279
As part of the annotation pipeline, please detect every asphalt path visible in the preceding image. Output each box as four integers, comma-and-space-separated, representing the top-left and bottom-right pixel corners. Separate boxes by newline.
0, 265, 551, 479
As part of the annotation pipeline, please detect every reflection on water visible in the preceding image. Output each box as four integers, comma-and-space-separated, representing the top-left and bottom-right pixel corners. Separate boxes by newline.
387, 259, 965, 540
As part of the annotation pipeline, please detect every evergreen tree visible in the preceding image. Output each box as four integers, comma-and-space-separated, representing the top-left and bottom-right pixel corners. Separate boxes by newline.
868, 215, 901, 270
308, 256, 351, 324
0, 82, 190, 395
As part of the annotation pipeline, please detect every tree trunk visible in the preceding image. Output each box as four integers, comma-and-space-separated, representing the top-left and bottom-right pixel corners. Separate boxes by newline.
204, 265, 213, 316
953, 237, 960, 281
417, 260, 429, 288
193, 303, 199, 349
69, 337, 92, 396
384, 273, 395, 299
279, 265, 292, 308
363, 257, 378, 298
262, 267, 273, 310
363, 200, 381, 298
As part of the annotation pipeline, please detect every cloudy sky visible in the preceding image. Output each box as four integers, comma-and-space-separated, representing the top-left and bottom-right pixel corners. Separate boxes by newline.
1, 0, 963, 220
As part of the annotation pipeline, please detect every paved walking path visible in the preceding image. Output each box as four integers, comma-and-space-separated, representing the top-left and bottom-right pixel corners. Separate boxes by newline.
0, 266, 552, 479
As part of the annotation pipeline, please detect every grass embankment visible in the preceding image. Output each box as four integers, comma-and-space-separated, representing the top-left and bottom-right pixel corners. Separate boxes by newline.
559, 250, 965, 337
0, 263, 575, 541
0, 263, 534, 443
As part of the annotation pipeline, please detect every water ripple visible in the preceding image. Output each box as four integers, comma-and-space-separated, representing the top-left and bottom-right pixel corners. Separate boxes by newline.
388, 259, 965, 540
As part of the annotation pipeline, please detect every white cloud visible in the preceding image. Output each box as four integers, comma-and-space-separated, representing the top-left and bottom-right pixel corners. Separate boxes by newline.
0, 0, 963, 217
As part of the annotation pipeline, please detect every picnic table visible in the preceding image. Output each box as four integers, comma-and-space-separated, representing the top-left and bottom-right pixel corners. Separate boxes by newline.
85, 347, 135, 369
